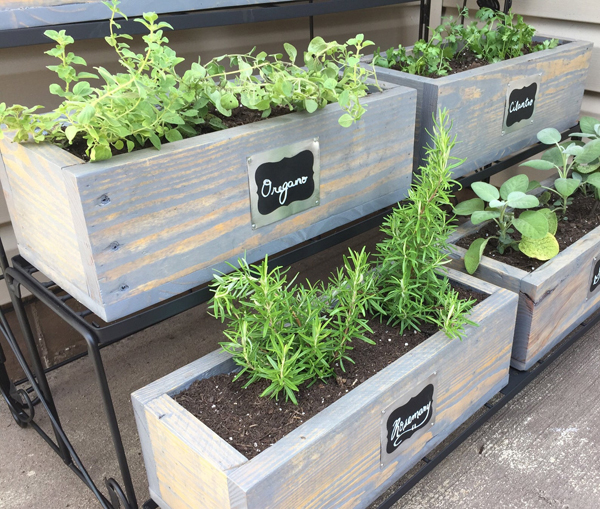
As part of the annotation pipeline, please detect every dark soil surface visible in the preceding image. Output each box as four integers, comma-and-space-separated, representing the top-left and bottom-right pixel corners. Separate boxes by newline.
64, 105, 292, 161
455, 193, 600, 271
174, 286, 486, 460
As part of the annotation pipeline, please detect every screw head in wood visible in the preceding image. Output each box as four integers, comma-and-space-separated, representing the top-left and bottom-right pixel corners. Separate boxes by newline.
251, 224, 256, 229
313, 137, 319, 143
381, 463, 384, 468
247, 157, 252, 164
501, 131, 505, 136
315, 199, 320, 205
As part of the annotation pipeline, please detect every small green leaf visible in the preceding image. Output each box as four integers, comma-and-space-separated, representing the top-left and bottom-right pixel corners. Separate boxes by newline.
471, 181, 499, 202
537, 127, 561, 145
575, 161, 600, 174
149, 133, 161, 150
283, 42, 297, 63
513, 210, 548, 239
577, 138, 600, 165
538, 208, 558, 235
554, 177, 580, 198
65, 125, 78, 142
338, 114, 354, 127
471, 210, 500, 224
527, 180, 541, 192
564, 143, 584, 157
165, 129, 183, 143
126, 140, 135, 153
114, 140, 124, 150
585, 172, 600, 190
541, 146, 564, 167
580, 116, 600, 137
519, 233, 559, 261
220, 93, 239, 110
49, 84, 64, 96
453, 198, 484, 215
304, 99, 318, 114
77, 104, 96, 124
90, 144, 111, 161
521, 159, 556, 171
506, 191, 539, 209
500, 174, 529, 199
464, 237, 490, 274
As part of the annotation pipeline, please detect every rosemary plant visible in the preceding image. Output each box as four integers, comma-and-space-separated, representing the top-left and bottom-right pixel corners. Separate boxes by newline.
210, 249, 377, 404
372, 109, 476, 340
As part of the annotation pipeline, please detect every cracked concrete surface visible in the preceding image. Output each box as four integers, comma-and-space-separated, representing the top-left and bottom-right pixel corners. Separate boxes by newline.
1, 229, 600, 508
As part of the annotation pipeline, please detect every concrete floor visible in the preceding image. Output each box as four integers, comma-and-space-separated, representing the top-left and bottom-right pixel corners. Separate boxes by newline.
1, 229, 600, 509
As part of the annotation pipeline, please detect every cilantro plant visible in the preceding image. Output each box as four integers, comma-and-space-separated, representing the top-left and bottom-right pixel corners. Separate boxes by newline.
454, 175, 559, 273
210, 249, 377, 404
372, 109, 476, 339
0, 1, 376, 162
521, 127, 600, 217
372, 7, 557, 77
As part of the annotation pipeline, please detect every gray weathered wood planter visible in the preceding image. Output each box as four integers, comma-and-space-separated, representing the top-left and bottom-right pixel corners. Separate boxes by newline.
0, 81, 416, 322
448, 217, 600, 371
365, 37, 592, 177
132, 268, 517, 509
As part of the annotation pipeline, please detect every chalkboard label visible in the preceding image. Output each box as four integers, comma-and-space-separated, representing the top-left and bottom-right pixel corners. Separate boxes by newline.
247, 138, 320, 229
255, 150, 315, 215
502, 75, 541, 135
589, 257, 600, 295
380, 373, 437, 466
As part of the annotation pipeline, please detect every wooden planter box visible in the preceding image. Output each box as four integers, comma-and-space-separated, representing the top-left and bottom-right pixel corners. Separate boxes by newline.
448, 219, 600, 370
0, 82, 416, 322
132, 268, 517, 509
366, 37, 592, 177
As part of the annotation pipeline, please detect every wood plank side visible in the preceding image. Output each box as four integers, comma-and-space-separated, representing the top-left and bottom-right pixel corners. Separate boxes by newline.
0, 137, 88, 294
229, 286, 517, 509
67, 85, 416, 320
514, 226, 600, 369
143, 395, 247, 509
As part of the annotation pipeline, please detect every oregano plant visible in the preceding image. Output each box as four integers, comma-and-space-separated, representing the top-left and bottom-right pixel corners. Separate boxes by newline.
0, 1, 376, 161
454, 175, 559, 274
371, 109, 476, 339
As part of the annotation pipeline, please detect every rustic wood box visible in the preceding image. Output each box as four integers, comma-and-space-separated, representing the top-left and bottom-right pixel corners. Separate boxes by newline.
366, 37, 592, 177
132, 268, 517, 509
448, 219, 600, 370
0, 82, 416, 322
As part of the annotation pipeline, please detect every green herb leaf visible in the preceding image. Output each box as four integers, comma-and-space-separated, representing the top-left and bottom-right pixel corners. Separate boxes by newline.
537, 128, 561, 145
554, 177, 580, 198
453, 197, 484, 215
521, 159, 556, 171
471, 181, 499, 202
506, 191, 539, 209
471, 210, 501, 224
513, 210, 548, 239
519, 233, 559, 260
464, 237, 490, 274
500, 174, 529, 199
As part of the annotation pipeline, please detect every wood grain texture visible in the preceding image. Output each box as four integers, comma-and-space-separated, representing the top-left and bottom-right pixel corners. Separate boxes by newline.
449, 218, 600, 371
0, 136, 90, 298
371, 39, 592, 177
0, 0, 297, 30
62, 83, 413, 321
132, 271, 517, 509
